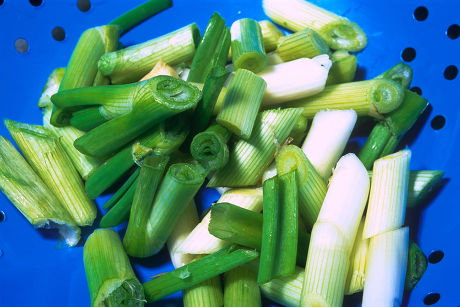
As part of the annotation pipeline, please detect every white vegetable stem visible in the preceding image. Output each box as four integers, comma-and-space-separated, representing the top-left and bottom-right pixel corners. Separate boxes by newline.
316, 153, 370, 249
177, 189, 263, 254
362, 227, 409, 307
166, 201, 199, 268
258, 56, 331, 105
301, 109, 357, 179
345, 218, 368, 295
363, 150, 411, 239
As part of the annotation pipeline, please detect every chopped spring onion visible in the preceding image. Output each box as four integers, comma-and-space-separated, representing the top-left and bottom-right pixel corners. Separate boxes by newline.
316, 154, 370, 250
258, 171, 299, 283
139, 59, 179, 81
263, 0, 367, 52
259, 20, 285, 52
50, 25, 120, 126
363, 150, 411, 239
167, 201, 199, 268
0, 136, 80, 246
190, 124, 231, 172
376, 62, 413, 89
103, 168, 140, 210
83, 229, 145, 307
208, 108, 303, 187
209, 202, 263, 250
258, 56, 331, 106
284, 79, 405, 119
188, 12, 230, 83
344, 218, 368, 295
231, 18, 267, 73
70, 107, 108, 132
98, 23, 201, 84
301, 222, 350, 307
73, 76, 201, 158
405, 241, 428, 291
362, 227, 409, 307
37, 67, 66, 109
224, 263, 262, 307
216, 68, 266, 139
276, 28, 330, 62
183, 274, 224, 307
145, 163, 206, 256
288, 113, 309, 146
5, 120, 97, 226
108, 0, 172, 35
143, 245, 259, 302
276, 145, 327, 230
326, 50, 357, 86
123, 155, 169, 257
301, 109, 357, 179
178, 188, 263, 254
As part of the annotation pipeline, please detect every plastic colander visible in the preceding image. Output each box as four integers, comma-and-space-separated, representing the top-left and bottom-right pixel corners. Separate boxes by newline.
0, 0, 458, 306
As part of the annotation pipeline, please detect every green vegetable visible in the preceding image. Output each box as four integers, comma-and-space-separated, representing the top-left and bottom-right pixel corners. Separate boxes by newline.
190, 124, 230, 172
224, 264, 261, 307
276, 27, 330, 62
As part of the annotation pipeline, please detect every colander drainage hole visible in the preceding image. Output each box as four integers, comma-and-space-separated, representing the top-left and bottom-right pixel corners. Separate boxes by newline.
52, 27, 66, 41
0, 210, 5, 223
29, 0, 43, 7
410, 86, 422, 95
428, 250, 444, 264
0, 0, 4, 6
444, 65, 458, 80
401, 47, 416, 62
15, 38, 29, 53
424, 293, 440, 305
447, 24, 460, 40
431, 115, 445, 130
78, 0, 91, 12
414, 6, 428, 21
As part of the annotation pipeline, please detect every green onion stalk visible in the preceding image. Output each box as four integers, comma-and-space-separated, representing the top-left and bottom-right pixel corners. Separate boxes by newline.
85, 114, 189, 199
0, 136, 80, 246
70, 107, 109, 132
183, 272, 224, 307
276, 27, 330, 62
143, 245, 259, 302
326, 50, 357, 86
208, 108, 303, 187
72, 76, 201, 158
224, 263, 262, 307
98, 23, 201, 84
231, 18, 267, 73
103, 168, 140, 211
190, 124, 231, 172
258, 171, 298, 284
187, 12, 231, 83
375, 62, 413, 89
83, 229, 145, 307
50, 25, 120, 126
405, 241, 428, 291
123, 155, 169, 257
5, 120, 97, 226
359, 90, 428, 169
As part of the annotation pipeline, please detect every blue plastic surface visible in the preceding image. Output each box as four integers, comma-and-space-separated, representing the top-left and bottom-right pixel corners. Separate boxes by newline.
0, 0, 459, 306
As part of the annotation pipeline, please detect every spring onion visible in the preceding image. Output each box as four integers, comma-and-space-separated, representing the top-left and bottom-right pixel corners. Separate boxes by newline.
263, 0, 367, 52
376, 62, 413, 89
70, 107, 108, 132
258, 56, 331, 106
143, 245, 259, 302
344, 218, 368, 295
83, 229, 145, 307
188, 12, 230, 83
50, 25, 120, 126
231, 18, 267, 73
276, 145, 327, 230
144, 163, 206, 256
259, 20, 285, 52
363, 150, 411, 239
216, 68, 266, 139
288, 113, 309, 146
98, 23, 201, 84
362, 227, 409, 307
183, 274, 224, 307
108, 0, 172, 35
123, 155, 169, 257
5, 120, 97, 226
405, 241, 427, 291
103, 169, 140, 211
301, 109, 357, 179
406, 170, 444, 207
178, 188, 263, 254
167, 201, 199, 268
276, 28, 330, 62
326, 50, 357, 86
37, 67, 66, 109
139, 59, 179, 81
225, 263, 262, 307
190, 124, 230, 172
0, 136, 80, 246
209, 108, 303, 187
73, 76, 201, 158
284, 79, 405, 119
